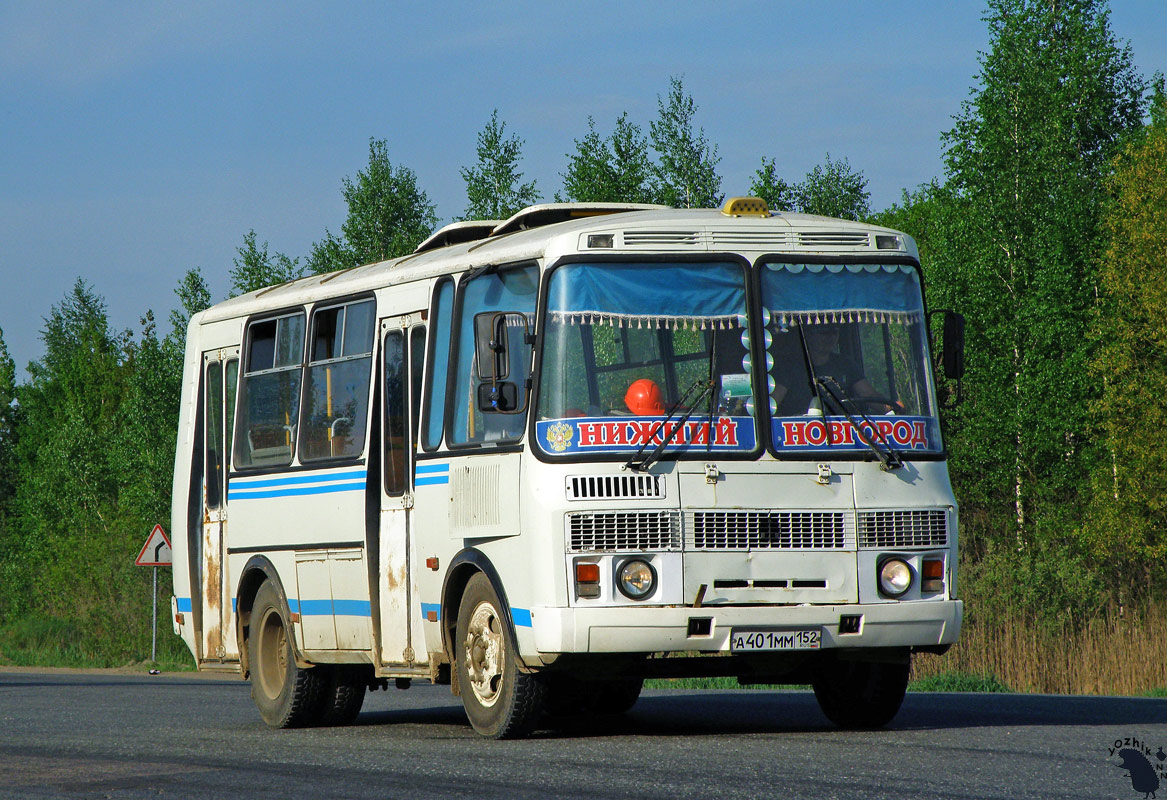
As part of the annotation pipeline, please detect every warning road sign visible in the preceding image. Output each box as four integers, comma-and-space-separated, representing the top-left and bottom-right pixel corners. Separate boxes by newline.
136, 524, 172, 566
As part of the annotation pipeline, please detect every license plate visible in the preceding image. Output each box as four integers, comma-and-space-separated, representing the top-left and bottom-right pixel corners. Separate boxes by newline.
729, 628, 821, 652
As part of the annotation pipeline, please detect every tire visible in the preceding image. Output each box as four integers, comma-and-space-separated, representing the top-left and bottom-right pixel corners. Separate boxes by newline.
812, 657, 910, 729
315, 665, 367, 727
249, 580, 324, 728
455, 573, 545, 739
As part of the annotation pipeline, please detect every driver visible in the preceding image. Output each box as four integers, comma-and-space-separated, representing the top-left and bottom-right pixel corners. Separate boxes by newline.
772, 324, 887, 415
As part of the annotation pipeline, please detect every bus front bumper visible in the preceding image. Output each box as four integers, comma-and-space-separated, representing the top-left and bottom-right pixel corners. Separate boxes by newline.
528, 599, 962, 655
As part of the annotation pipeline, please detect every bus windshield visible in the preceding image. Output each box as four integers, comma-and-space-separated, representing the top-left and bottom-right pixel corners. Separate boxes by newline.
535, 261, 758, 458
760, 262, 942, 455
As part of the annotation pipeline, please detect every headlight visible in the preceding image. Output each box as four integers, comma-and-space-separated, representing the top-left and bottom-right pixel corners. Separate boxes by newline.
878, 557, 912, 598
616, 559, 656, 600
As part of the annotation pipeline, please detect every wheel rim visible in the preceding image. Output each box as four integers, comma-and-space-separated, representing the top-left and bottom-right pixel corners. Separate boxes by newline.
256, 607, 288, 701
463, 600, 504, 708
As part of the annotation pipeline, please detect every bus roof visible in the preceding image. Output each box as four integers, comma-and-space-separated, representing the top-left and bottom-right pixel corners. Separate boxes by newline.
196, 201, 917, 325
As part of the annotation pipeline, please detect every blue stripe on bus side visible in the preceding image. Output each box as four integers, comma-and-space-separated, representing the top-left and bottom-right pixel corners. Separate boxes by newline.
414, 475, 449, 486
228, 480, 367, 500
176, 597, 192, 613
512, 608, 533, 627
230, 469, 367, 490
414, 463, 449, 474
421, 602, 441, 621
288, 598, 372, 617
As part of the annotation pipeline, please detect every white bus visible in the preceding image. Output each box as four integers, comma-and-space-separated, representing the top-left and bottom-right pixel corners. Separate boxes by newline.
171, 198, 964, 738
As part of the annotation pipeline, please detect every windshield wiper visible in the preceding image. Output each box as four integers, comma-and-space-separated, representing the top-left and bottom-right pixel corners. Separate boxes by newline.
815, 376, 904, 471
624, 377, 716, 472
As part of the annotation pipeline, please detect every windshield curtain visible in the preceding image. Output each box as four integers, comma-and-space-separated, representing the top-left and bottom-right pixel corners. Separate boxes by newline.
535, 262, 757, 457
760, 262, 942, 454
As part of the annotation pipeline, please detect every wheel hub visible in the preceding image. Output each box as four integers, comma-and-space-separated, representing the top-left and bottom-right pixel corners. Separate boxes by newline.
463, 601, 503, 707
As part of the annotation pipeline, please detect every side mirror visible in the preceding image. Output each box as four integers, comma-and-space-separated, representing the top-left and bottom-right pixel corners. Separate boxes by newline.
474, 311, 530, 414
477, 381, 520, 413
942, 311, 965, 381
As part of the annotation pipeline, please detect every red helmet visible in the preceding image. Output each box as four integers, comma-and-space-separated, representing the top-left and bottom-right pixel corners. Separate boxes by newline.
625, 379, 665, 415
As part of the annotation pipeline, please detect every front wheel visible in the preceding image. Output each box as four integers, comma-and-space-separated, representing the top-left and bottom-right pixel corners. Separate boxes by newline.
249, 580, 323, 728
812, 657, 910, 729
455, 574, 545, 739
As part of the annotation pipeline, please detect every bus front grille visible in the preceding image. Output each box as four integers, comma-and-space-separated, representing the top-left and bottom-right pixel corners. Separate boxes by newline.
685, 511, 850, 550
568, 511, 682, 552
857, 509, 948, 549
566, 474, 665, 500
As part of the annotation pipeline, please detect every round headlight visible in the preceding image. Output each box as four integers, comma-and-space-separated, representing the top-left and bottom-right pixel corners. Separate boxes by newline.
616, 559, 657, 600
878, 558, 912, 597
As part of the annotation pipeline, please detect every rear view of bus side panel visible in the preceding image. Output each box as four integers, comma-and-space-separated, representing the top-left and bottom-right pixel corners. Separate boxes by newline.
170, 313, 207, 663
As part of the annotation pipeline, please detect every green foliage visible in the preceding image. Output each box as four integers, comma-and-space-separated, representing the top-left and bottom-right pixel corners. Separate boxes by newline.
933, 0, 1145, 569
461, 110, 540, 220
908, 672, 1012, 693
794, 153, 870, 220
748, 158, 794, 212
229, 230, 303, 297
1085, 85, 1167, 602
307, 138, 438, 272
559, 114, 657, 203
0, 328, 16, 510
650, 76, 722, 208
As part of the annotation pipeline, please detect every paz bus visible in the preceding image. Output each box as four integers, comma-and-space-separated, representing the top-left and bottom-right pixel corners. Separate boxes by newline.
171, 197, 964, 738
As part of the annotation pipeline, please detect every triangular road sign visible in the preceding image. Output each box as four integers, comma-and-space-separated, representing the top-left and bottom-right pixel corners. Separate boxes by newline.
136, 524, 172, 566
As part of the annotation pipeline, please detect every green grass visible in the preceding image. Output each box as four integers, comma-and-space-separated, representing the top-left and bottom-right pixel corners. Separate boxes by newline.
0, 615, 195, 672
1144, 687, 1167, 698
907, 671, 1012, 693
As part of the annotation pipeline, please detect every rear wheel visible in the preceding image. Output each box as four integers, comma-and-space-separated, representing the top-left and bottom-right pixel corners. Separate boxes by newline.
812, 657, 910, 729
455, 574, 544, 739
315, 665, 367, 726
249, 580, 323, 728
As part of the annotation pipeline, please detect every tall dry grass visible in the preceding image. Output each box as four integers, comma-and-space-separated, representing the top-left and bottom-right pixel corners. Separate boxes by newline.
912, 603, 1167, 695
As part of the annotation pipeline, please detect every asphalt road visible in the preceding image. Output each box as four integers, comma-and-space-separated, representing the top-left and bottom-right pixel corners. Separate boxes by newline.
0, 669, 1163, 800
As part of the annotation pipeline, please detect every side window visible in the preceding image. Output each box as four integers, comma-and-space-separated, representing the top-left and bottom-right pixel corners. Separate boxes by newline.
410, 326, 426, 444
421, 279, 453, 451
384, 331, 407, 495
449, 265, 539, 446
235, 312, 305, 468
301, 298, 375, 461
204, 361, 224, 509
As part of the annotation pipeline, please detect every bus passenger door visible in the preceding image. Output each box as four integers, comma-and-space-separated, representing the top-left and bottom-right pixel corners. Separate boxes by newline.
200, 349, 239, 662
378, 315, 426, 666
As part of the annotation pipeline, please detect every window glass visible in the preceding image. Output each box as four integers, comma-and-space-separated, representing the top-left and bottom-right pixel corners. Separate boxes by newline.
225, 359, 238, 472
450, 265, 539, 446
235, 312, 305, 468
204, 361, 224, 509
384, 331, 407, 495
759, 262, 942, 454
301, 299, 375, 461
344, 302, 376, 357
247, 320, 276, 371
276, 315, 304, 368
312, 307, 343, 361
410, 326, 426, 444
421, 279, 453, 451
534, 262, 756, 458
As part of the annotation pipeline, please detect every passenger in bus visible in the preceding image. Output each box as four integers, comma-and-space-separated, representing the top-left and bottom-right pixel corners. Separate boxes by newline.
772, 324, 885, 415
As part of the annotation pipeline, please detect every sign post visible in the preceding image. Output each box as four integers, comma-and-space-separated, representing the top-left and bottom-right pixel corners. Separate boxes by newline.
135, 525, 173, 665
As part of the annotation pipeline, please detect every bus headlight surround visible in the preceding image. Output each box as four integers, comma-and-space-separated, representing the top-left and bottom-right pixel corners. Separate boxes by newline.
878, 557, 912, 598
616, 558, 657, 600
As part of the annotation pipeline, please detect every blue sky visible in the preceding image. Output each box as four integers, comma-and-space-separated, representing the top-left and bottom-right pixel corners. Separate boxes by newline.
1, 2, 1163, 377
